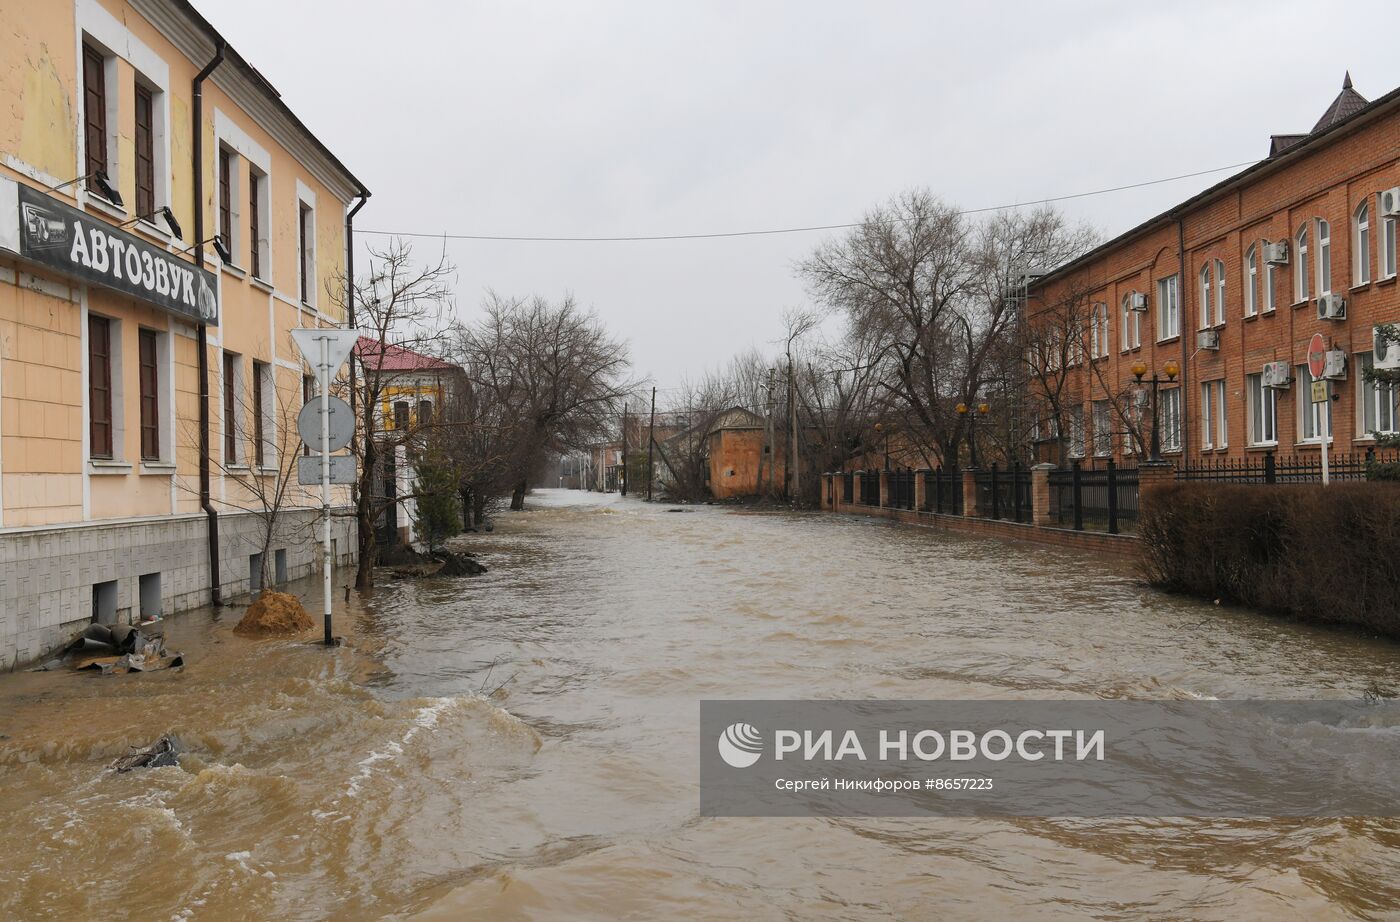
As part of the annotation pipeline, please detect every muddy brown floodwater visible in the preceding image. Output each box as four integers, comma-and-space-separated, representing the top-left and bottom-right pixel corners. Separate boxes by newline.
2, 490, 1399, 920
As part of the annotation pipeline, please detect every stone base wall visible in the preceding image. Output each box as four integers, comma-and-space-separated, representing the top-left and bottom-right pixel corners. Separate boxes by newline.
0, 507, 357, 670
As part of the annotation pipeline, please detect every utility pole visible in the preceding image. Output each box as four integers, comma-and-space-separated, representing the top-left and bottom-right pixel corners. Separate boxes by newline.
788, 358, 799, 504
646, 386, 657, 501
765, 367, 777, 497
620, 403, 629, 496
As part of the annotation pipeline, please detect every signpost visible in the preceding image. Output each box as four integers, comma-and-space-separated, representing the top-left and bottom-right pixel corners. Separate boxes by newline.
290, 328, 360, 645
1308, 333, 1330, 486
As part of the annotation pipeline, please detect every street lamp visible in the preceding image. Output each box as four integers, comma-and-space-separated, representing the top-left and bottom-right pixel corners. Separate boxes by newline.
1132, 359, 1179, 463
873, 421, 895, 471
956, 401, 991, 468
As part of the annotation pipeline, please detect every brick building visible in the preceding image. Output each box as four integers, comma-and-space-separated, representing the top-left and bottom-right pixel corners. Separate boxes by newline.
1026, 74, 1400, 466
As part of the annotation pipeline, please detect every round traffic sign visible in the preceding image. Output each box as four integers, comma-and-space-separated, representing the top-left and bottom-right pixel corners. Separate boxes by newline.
297, 395, 355, 453
1307, 333, 1327, 379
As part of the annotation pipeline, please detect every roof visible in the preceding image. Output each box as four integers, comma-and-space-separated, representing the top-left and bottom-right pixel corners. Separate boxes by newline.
709, 406, 766, 431
355, 337, 458, 372
1031, 74, 1399, 291
1311, 72, 1369, 133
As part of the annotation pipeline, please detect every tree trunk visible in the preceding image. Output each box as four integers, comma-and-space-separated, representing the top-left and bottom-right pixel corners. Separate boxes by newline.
473, 491, 485, 527
355, 438, 379, 591
509, 479, 526, 511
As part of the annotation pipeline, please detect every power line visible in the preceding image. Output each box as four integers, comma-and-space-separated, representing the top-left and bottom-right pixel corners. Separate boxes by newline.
358, 160, 1258, 244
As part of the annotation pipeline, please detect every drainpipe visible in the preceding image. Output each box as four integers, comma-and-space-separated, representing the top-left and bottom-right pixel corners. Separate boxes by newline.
193, 40, 225, 605
345, 191, 369, 421
1176, 214, 1190, 458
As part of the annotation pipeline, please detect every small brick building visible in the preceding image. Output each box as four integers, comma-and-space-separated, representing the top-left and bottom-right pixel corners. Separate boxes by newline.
1027, 74, 1400, 466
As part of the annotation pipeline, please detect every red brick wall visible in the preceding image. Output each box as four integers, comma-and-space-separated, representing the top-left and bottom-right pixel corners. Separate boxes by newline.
1030, 99, 1400, 465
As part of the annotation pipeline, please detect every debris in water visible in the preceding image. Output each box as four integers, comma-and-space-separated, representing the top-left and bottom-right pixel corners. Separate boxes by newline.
112, 735, 182, 773
234, 591, 314, 637
30, 622, 184, 674
435, 550, 488, 577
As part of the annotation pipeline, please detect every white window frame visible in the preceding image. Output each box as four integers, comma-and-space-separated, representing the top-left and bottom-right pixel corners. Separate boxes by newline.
1316, 218, 1331, 295
1092, 399, 1112, 457
1354, 202, 1371, 286
1247, 373, 1278, 447
1296, 364, 1333, 443
213, 109, 272, 273
1198, 264, 1212, 330
1213, 258, 1225, 325
1244, 244, 1258, 317
216, 143, 241, 265
1068, 404, 1085, 459
1358, 353, 1399, 437
1119, 294, 1141, 351
247, 165, 271, 281
1381, 208, 1398, 280
1295, 225, 1309, 303
296, 180, 318, 308
1200, 379, 1227, 450
1156, 275, 1179, 341
1159, 387, 1182, 452
85, 310, 126, 462
1089, 302, 1109, 359
1265, 256, 1277, 312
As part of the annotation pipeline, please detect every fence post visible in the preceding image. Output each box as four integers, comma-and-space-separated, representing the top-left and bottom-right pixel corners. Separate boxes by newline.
962, 468, 979, 517
1264, 450, 1276, 485
990, 463, 1000, 520
934, 468, 944, 513
1106, 459, 1119, 535
878, 469, 889, 508
1071, 459, 1083, 531
913, 469, 926, 512
1031, 464, 1055, 527
1012, 462, 1023, 523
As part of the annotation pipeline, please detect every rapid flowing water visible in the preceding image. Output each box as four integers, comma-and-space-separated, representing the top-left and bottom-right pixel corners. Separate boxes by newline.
1, 490, 1398, 920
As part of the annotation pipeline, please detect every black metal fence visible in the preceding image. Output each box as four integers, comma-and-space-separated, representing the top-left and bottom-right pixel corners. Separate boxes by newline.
842, 471, 854, 504
858, 470, 880, 506
1177, 448, 1400, 484
1048, 460, 1139, 534
922, 467, 963, 515
887, 469, 916, 510
974, 462, 1033, 523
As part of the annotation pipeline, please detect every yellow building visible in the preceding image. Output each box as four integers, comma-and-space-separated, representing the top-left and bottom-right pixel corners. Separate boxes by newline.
0, 0, 369, 666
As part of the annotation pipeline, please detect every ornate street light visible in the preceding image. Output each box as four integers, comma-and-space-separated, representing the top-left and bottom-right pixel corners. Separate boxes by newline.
956, 401, 991, 468
1132, 359, 1179, 463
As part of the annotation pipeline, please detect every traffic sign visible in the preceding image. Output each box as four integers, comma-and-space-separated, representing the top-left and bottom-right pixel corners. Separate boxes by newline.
296, 395, 354, 452
1308, 333, 1327, 378
291, 328, 358, 388
298, 455, 356, 485
1311, 379, 1329, 404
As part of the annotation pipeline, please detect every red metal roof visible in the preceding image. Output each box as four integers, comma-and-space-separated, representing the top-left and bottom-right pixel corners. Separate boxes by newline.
354, 336, 457, 372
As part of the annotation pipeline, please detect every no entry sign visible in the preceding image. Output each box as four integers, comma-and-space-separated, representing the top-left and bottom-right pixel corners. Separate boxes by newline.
1308, 333, 1327, 378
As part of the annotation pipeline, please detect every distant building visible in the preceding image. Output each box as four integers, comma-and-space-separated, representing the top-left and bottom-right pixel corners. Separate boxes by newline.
1026, 74, 1400, 466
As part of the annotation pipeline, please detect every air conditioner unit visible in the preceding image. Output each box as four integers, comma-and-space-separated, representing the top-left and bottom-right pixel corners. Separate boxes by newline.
1128, 292, 1148, 312
1263, 241, 1289, 265
1322, 348, 1347, 380
1315, 294, 1346, 320
1375, 325, 1400, 370
1262, 361, 1292, 388
1197, 329, 1220, 350
1380, 188, 1400, 218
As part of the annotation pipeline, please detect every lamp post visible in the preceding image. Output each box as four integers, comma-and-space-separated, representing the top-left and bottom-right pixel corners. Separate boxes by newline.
1131, 359, 1179, 463
873, 422, 894, 471
956, 401, 990, 468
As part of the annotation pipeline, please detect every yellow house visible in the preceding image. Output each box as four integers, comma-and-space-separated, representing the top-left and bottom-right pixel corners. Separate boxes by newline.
0, 0, 370, 666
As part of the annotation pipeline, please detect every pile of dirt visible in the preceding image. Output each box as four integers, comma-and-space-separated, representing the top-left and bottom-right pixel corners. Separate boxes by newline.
234, 591, 314, 637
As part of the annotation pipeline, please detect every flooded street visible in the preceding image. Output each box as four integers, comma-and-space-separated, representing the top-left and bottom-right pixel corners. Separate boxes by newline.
2, 490, 1399, 920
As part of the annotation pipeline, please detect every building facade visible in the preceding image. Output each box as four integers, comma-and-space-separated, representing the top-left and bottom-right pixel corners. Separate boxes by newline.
1027, 75, 1400, 468
0, 0, 368, 667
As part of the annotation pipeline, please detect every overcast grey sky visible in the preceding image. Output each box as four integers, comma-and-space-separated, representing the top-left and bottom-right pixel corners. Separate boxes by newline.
204, 0, 1400, 388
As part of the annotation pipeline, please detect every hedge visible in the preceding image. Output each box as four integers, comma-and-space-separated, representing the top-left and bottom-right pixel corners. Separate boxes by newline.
1139, 482, 1400, 639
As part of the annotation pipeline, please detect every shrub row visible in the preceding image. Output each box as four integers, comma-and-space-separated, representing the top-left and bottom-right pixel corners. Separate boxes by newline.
1139, 482, 1400, 639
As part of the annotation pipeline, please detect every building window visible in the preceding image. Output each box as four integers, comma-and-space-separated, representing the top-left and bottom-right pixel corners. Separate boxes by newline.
1355, 203, 1371, 286
1360, 353, 1400, 436
82, 42, 108, 184
1213, 259, 1225, 326
223, 352, 240, 463
139, 329, 159, 461
1297, 364, 1333, 442
1265, 253, 1277, 312
248, 168, 266, 279
1295, 225, 1309, 302
298, 202, 315, 305
1199, 264, 1212, 330
1068, 404, 1085, 458
1119, 294, 1141, 350
1091, 399, 1111, 456
1381, 204, 1398, 280
1156, 275, 1179, 340
1159, 388, 1181, 452
218, 147, 233, 250
1247, 373, 1278, 446
134, 83, 155, 219
252, 360, 268, 468
89, 314, 114, 459
1200, 379, 1226, 450
302, 373, 315, 456
1244, 245, 1258, 317
1088, 302, 1109, 359
418, 399, 433, 427
393, 400, 410, 431
1316, 219, 1331, 295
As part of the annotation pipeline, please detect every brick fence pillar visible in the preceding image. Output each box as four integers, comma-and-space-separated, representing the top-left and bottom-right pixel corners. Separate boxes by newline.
1137, 461, 1175, 518
878, 469, 889, 508
913, 470, 926, 512
1031, 463, 1055, 527
962, 468, 979, 517
821, 473, 833, 511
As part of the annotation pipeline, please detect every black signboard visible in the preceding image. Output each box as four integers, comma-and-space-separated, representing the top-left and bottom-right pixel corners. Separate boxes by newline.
16, 184, 218, 325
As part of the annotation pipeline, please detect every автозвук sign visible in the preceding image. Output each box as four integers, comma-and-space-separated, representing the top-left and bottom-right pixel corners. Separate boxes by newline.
12, 182, 218, 325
